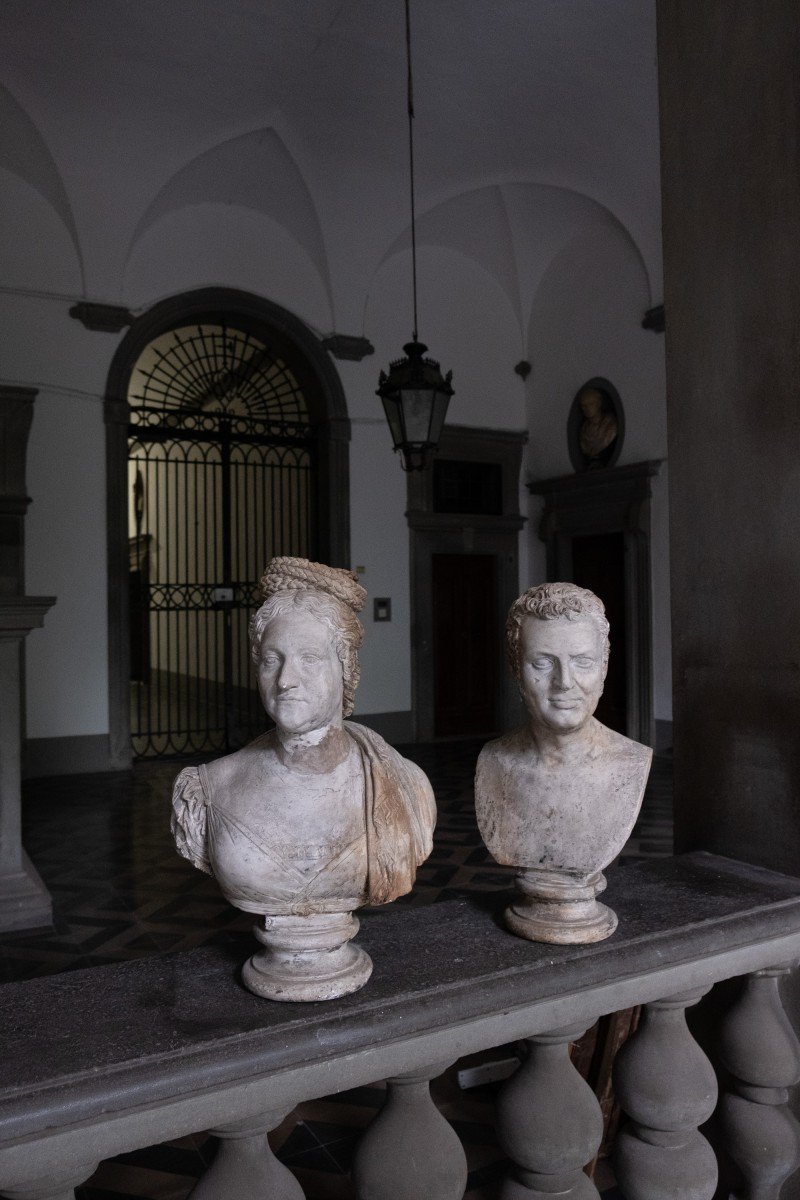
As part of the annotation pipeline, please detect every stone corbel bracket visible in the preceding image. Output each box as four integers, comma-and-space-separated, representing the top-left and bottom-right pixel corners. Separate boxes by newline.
69, 302, 133, 333
321, 334, 375, 361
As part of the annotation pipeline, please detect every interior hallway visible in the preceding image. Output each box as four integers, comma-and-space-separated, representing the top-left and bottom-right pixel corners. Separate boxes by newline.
1, 742, 672, 1199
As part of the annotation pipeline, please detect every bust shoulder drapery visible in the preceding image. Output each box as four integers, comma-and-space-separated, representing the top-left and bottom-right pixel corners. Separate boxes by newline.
172, 721, 435, 907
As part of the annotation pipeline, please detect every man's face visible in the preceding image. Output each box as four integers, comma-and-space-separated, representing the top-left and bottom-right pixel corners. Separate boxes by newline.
257, 611, 343, 736
579, 388, 603, 419
518, 615, 605, 735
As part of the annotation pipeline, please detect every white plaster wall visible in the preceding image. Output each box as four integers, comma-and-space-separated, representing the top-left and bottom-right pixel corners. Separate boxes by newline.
0, 288, 121, 740
348, 418, 412, 716
0, 170, 82, 294
25, 389, 109, 737
350, 249, 529, 716
0, 291, 121, 398
524, 223, 672, 720
124, 205, 334, 334
363, 247, 527, 431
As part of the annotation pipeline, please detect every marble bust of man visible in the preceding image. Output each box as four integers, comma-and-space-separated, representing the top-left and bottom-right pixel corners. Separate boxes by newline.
171, 556, 435, 1000
475, 581, 651, 943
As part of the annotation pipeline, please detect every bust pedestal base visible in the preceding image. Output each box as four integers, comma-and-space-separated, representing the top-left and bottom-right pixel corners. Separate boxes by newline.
242, 910, 373, 1002
505, 867, 617, 945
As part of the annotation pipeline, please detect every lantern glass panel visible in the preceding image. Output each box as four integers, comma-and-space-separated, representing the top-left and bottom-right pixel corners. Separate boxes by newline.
428, 391, 451, 445
380, 395, 404, 447
399, 388, 435, 443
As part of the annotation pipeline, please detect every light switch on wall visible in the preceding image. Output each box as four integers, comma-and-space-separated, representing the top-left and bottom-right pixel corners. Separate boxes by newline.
373, 597, 391, 622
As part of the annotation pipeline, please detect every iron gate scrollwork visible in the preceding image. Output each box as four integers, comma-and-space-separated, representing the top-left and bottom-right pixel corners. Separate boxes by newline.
128, 322, 316, 758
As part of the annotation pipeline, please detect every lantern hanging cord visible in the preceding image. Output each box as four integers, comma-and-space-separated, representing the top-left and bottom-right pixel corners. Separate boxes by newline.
405, 0, 418, 342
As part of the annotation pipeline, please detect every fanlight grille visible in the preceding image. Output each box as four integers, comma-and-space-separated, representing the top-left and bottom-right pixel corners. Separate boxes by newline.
128, 323, 309, 424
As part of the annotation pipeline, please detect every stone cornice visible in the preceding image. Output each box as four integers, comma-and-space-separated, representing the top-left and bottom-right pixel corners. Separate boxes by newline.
528, 459, 663, 497
405, 510, 525, 534
0, 596, 56, 635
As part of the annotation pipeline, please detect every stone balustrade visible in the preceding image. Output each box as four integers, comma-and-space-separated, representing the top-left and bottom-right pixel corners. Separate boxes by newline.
1, 853, 800, 1200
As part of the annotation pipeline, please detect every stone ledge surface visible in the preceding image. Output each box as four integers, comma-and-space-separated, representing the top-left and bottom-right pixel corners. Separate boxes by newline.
2, 853, 800, 1142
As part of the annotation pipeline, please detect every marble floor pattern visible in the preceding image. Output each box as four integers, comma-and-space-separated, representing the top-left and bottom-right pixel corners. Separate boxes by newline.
1, 740, 673, 1200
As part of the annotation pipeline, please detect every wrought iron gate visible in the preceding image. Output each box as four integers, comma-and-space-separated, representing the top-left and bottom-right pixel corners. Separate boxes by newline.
128, 323, 316, 758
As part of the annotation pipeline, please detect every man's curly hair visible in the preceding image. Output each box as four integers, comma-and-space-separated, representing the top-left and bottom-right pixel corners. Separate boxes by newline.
506, 581, 610, 681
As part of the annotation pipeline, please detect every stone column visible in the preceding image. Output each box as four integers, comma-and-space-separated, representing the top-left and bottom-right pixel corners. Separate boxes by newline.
0, 387, 55, 931
352, 1063, 467, 1200
612, 989, 718, 1200
717, 967, 800, 1198
0, 598, 55, 930
496, 1027, 604, 1198
188, 1114, 304, 1200
658, 1, 800, 870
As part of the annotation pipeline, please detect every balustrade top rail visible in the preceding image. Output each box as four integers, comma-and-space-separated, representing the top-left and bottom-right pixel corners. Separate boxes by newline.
2, 852, 800, 1182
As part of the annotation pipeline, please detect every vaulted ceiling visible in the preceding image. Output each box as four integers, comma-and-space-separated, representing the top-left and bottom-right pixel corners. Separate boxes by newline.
0, 1, 661, 332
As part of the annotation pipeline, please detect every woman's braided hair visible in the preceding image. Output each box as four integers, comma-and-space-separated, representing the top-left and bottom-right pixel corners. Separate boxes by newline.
249, 557, 367, 717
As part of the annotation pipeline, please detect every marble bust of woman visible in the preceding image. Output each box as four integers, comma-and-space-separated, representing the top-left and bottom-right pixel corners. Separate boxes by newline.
475, 582, 651, 944
171, 557, 435, 1001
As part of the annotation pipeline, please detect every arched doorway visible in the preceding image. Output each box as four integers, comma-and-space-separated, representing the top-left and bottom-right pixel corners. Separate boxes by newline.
105, 289, 350, 766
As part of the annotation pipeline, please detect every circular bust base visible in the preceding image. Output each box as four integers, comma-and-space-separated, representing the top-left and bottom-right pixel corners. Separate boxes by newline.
505, 867, 618, 945
505, 898, 618, 945
241, 910, 373, 1002
242, 942, 373, 1002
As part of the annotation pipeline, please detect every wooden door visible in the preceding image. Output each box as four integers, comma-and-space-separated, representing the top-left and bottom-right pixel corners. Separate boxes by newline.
432, 553, 498, 737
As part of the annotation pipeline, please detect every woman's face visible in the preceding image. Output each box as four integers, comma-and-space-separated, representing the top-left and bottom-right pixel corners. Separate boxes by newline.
257, 611, 344, 736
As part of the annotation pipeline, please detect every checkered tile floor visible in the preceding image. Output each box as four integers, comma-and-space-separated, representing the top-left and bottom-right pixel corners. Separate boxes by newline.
2, 740, 672, 1199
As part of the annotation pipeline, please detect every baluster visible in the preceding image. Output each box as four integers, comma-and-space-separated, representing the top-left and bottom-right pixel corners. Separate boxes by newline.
1, 1162, 98, 1200
496, 1026, 604, 1199
352, 1062, 467, 1200
613, 988, 718, 1200
188, 1113, 304, 1200
717, 966, 800, 1199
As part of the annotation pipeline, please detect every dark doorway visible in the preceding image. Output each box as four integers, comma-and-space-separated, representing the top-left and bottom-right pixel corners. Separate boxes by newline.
432, 553, 498, 737
529, 460, 660, 746
571, 532, 627, 733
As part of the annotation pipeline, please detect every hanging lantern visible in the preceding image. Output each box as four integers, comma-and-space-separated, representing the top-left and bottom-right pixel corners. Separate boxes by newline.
377, 339, 453, 472
376, 0, 453, 471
